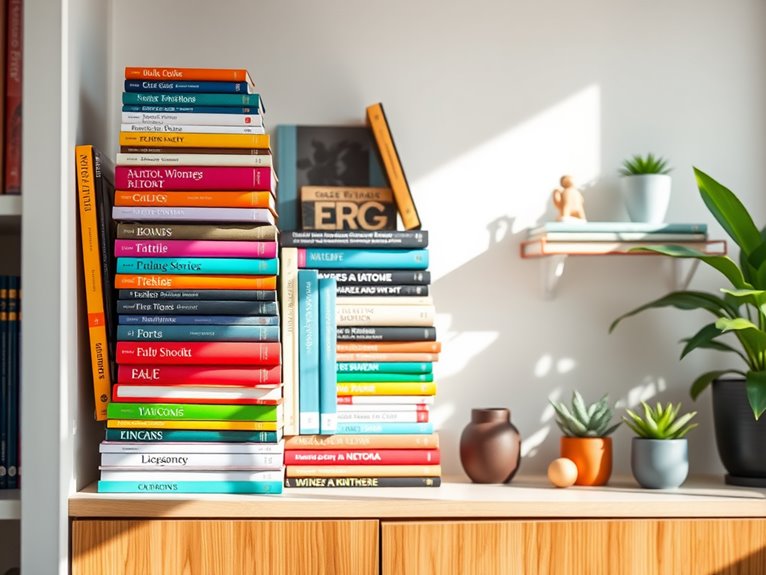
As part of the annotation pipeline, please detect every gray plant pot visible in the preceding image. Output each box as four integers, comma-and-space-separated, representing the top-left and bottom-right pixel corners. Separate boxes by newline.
619, 174, 671, 223
630, 437, 688, 489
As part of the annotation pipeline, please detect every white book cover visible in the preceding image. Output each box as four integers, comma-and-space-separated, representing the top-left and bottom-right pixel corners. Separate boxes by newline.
122, 111, 264, 127
100, 452, 283, 470
336, 411, 426, 423
280, 247, 300, 436
335, 304, 435, 327
121, 123, 266, 135
116, 153, 272, 168
113, 384, 282, 401
99, 440, 285, 455
335, 295, 433, 306
99, 469, 284, 482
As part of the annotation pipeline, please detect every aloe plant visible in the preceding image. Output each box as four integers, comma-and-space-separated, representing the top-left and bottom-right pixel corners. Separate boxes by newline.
623, 402, 698, 439
610, 167, 766, 419
550, 391, 621, 437
619, 153, 672, 176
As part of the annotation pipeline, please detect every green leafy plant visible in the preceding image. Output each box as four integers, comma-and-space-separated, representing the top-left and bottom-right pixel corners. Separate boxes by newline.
610, 167, 766, 419
623, 401, 698, 439
550, 391, 621, 437
619, 153, 672, 176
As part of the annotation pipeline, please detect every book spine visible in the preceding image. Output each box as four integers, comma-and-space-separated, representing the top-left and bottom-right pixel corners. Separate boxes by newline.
336, 304, 435, 327
99, 441, 286, 454
115, 274, 277, 291
6, 278, 18, 488
112, 384, 282, 405
116, 324, 280, 342
115, 341, 281, 365
284, 476, 440, 488
116, 152, 272, 167
107, 419, 279, 431
76, 146, 112, 420
285, 449, 440, 466
275, 125, 298, 231
281, 230, 429, 248
336, 341, 440, 353
100, 452, 283, 469
337, 362, 432, 374
284, 432, 438, 450
280, 247, 300, 436
124, 67, 251, 83
116, 222, 278, 241
116, 299, 277, 316
117, 364, 281, 386
298, 269, 320, 434
4, 0, 22, 195
114, 190, 274, 209
336, 352, 439, 362
337, 403, 430, 411
317, 270, 430, 285
337, 381, 437, 396
336, 373, 433, 383
318, 278, 337, 435
112, 207, 275, 225
104, 428, 280, 442
337, 285, 428, 297
119, 131, 270, 150
122, 92, 263, 109
366, 103, 421, 229
121, 123, 266, 135
336, 395, 434, 405
122, 105, 262, 115
298, 248, 428, 270
106, 401, 280, 422
116, 257, 279, 276
336, 326, 437, 341
335, 422, 435, 435
285, 464, 440, 478
101, 468, 282, 482
98, 480, 283, 494
115, 166, 273, 191
120, 112, 263, 127
336, 411, 428, 423
124, 80, 251, 94
118, 315, 279, 326
115, 239, 277, 259
118, 289, 276, 301
0, 278, 7, 488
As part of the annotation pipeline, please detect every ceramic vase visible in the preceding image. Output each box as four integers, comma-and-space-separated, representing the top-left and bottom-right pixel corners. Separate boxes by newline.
560, 436, 612, 486
620, 174, 671, 223
631, 438, 688, 489
459, 408, 521, 483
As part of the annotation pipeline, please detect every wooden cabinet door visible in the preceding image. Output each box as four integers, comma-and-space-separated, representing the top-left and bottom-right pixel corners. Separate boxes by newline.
72, 519, 378, 575
382, 519, 766, 575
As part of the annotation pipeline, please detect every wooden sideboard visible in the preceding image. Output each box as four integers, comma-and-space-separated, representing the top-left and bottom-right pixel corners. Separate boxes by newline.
69, 476, 766, 575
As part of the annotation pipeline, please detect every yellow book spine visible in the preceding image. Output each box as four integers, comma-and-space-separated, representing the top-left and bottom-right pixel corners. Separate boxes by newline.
336, 381, 436, 396
285, 465, 441, 478
75, 145, 111, 420
114, 274, 277, 290
107, 419, 280, 431
119, 131, 270, 149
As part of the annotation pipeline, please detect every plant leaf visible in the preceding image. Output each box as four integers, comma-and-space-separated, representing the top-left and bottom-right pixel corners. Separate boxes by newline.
602, 421, 622, 436
610, 291, 737, 333
715, 318, 766, 366
674, 423, 699, 438
680, 323, 724, 360
665, 411, 697, 438
745, 371, 766, 420
571, 391, 590, 426
690, 369, 745, 400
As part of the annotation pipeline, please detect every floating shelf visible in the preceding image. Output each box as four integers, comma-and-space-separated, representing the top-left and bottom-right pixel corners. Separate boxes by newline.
520, 239, 727, 299
0, 490, 20, 520
0, 196, 21, 234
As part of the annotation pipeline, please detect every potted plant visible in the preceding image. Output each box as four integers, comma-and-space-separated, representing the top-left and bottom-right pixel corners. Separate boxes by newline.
623, 401, 697, 488
550, 391, 620, 486
610, 167, 766, 486
619, 153, 672, 223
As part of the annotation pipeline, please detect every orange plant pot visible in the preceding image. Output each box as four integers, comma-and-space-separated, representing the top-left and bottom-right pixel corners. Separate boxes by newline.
560, 436, 613, 486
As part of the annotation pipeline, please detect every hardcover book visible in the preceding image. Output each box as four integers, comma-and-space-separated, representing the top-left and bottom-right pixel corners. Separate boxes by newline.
124, 67, 256, 86
280, 230, 428, 249
300, 186, 396, 231
116, 223, 278, 241
114, 166, 276, 192
124, 80, 255, 94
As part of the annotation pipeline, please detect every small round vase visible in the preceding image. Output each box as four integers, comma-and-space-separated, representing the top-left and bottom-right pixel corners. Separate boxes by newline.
459, 408, 521, 484
631, 438, 688, 489
620, 174, 671, 223
560, 436, 613, 486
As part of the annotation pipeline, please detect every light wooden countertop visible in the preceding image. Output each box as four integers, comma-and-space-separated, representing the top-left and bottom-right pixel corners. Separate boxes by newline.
69, 475, 766, 519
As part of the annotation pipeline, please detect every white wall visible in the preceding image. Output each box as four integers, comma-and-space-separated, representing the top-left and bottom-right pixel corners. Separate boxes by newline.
111, 0, 766, 477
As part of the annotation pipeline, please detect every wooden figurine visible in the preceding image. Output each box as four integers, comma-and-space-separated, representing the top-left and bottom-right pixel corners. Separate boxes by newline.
552, 175, 587, 222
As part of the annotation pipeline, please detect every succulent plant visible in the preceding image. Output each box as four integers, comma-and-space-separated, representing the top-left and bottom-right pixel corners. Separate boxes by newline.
550, 391, 621, 437
623, 401, 698, 439
619, 153, 672, 176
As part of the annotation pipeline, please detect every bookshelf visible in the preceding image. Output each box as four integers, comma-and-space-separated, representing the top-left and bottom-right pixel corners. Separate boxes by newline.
0, 490, 20, 520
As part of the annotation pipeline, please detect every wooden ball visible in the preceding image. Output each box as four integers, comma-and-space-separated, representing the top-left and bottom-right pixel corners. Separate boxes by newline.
547, 457, 578, 488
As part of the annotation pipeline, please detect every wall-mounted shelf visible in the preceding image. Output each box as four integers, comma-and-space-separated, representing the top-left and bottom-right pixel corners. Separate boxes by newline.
0, 195, 21, 233
520, 239, 727, 299
0, 490, 21, 521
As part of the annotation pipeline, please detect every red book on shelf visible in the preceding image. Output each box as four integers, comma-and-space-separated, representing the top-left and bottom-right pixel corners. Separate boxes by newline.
117, 364, 282, 386
116, 341, 281, 365
4, 0, 22, 195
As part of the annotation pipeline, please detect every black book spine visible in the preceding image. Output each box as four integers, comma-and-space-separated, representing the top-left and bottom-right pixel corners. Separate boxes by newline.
317, 270, 430, 285
284, 476, 441, 488
280, 230, 428, 248
0, 277, 7, 489
336, 284, 428, 297
6, 277, 19, 489
116, 300, 278, 316
119, 289, 276, 301
336, 326, 437, 341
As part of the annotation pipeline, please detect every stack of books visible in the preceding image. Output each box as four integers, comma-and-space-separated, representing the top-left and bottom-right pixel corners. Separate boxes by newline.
280, 230, 441, 488
97, 66, 284, 495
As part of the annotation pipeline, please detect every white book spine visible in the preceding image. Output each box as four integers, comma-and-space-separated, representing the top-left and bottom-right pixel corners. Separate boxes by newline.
121, 123, 266, 135
335, 304, 435, 327
336, 411, 425, 423
116, 153, 272, 167
100, 452, 283, 469
99, 441, 285, 454
335, 295, 433, 306
113, 384, 281, 401
99, 469, 284, 482
122, 111, 264, 126
280, 247, 300, 436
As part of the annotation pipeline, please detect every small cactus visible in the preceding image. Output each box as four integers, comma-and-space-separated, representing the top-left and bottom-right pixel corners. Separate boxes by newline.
623, 401, 697, 439
550, 391, 621, 437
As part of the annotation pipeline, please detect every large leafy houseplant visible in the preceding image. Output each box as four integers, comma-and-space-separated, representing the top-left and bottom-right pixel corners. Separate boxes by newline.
610, 167, 766, 420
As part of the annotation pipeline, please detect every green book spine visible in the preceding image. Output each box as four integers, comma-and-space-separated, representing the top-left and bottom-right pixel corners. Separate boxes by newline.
106, 402, 281, 421
336, 372, 434, 383
336, 361, 432, 374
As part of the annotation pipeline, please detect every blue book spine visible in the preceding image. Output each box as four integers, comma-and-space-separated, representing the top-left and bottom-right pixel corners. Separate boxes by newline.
97, 480, 283, 494
298, 270, 320, 434
122, 105, 261, 115
275, 125, 298, 231
116, 257, 279, 276
105, 429, 280, 442
125, 80, 250, 94
299, 248, 429, 270
116, 299, 278, 316
0, 276, 7, 488
318, 278, 337, 435
122, 92, 263, 109
337, 362, 433, 374
116, 324, 280, 342
118, 315, 279, 326
336, 422, 434, 434
6, 277, 19, 489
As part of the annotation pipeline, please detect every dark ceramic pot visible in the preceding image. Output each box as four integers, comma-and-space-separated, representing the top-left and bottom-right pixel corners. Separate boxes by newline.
459, 408, 521, 483
712, 379, 766, 486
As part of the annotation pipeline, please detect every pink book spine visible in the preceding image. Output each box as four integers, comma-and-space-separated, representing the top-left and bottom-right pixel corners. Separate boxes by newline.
116, 342, 282, 365
115, 166, 273, 191
117, 365, 282, 386
115, 239, 277, 258
284, 449, 441, 465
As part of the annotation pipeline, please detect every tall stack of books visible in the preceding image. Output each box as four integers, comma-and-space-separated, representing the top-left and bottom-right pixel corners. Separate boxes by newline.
97, 66, 284, 495
280, 230, 441, 488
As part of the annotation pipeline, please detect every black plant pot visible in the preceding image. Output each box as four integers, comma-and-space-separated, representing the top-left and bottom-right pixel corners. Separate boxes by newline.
712, 378, 766, 487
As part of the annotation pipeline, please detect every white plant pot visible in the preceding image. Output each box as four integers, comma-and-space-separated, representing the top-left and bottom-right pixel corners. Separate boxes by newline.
619, 174, 671, 223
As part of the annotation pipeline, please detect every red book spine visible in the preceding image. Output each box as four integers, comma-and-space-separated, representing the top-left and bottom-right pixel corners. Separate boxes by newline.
117, 365, 281, 386
284, 449, 440, 466
116, 342, 281, 365
115, 166, 273, 191
4, 0, 22, 195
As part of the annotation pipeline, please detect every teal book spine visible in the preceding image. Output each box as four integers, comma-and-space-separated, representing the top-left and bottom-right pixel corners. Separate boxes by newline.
337, 361, 432, 374
0, 276, 7, 489
275, 125, 298, 231
105, 429, 281, 442
116, 324, 280, 342
336, 373, 434, 383
122, 91, 263, 109
298, 270, 319, 434
6, 276, 19, 488
318, 278, 337, 435
336, 422, 434, 434
97, 480, 283, 494
116, 257, 279, 275
298, 248, 428, 270
106, 402, 281, 422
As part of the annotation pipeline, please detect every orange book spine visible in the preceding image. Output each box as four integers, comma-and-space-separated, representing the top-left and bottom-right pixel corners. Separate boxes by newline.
285, 464, 441, 478
75, 145, 112, 420
114, 190, 276, 210
119, 132, 270, 150
125, 67, 249, 83
114, 274, 277, 290
284, 433, 439, 450
335, 341, 441, 353
365, 103, 421, 230
336, 352, 439, 362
